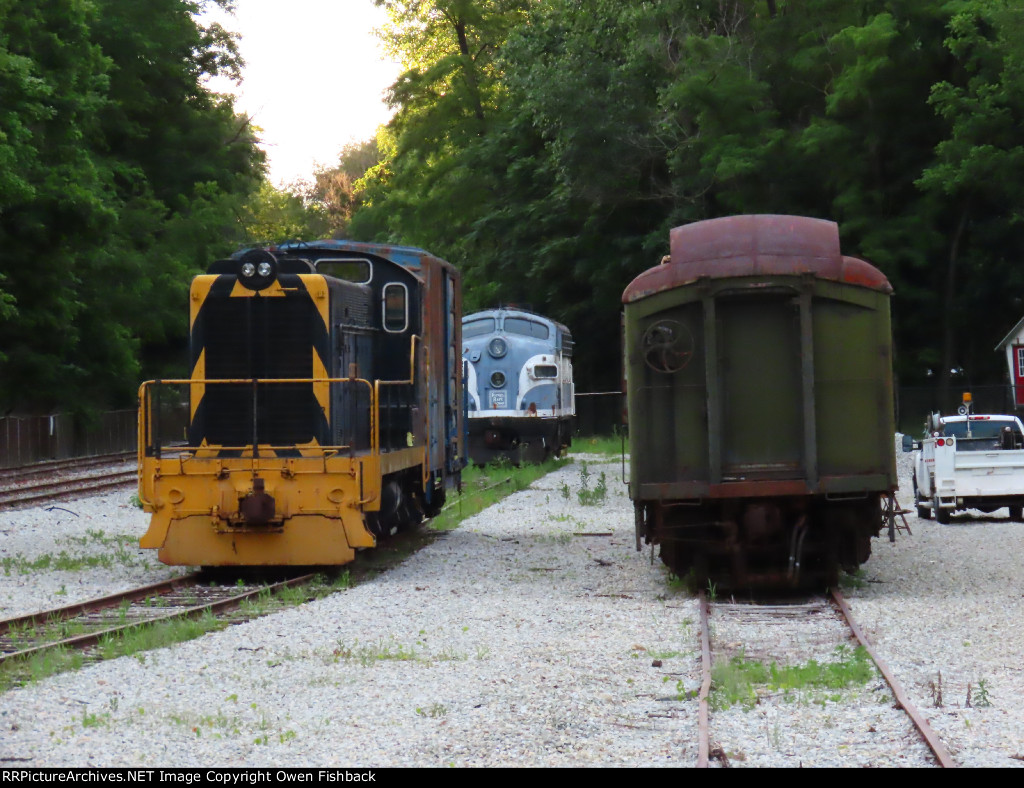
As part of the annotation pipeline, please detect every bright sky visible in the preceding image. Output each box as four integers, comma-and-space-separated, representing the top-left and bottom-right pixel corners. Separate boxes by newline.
202, 0, 402, 187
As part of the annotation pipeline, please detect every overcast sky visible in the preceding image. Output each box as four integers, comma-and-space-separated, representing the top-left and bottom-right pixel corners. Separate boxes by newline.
202, 0, 402, 186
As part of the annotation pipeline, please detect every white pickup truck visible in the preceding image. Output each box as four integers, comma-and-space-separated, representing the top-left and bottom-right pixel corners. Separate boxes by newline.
905, 414, 1024, 523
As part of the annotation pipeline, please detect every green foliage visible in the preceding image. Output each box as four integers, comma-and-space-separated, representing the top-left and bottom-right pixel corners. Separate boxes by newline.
427, 455, 568, 531
0, 0, 263, 413
352, 0, 1024, 393
575, 464, 608, 506
710, 645, 875, 711
971, 678, 993, 708
240, 180, 330, 245
332, 637, 419, 667
299, 139, 382, 239
839, 569, 868, 590
573, 435, 624, 458
8, 0, 1024, 411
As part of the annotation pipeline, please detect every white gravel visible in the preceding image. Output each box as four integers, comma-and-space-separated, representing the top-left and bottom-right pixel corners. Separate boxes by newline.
0, 493, 189, 619
1, 447, 1023, 767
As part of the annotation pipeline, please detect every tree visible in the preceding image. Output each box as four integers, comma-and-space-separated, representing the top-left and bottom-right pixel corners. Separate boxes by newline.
0, 0, 264, 413
353, 1, 529, 248
295, 139, 381, 239
353, 0, 1024, 397
240, 180, 330, 244
0, 0, 115, 412
917, 0, 1024, 395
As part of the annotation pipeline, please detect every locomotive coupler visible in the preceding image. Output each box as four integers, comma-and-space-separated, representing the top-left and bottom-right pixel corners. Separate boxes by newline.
239, 477, 276, 526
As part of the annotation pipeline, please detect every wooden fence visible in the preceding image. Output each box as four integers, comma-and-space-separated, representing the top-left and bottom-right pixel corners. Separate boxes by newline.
0, 410, 136, 469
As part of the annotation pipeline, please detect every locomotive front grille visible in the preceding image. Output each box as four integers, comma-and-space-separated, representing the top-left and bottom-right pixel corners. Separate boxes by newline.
192, 293, 322, 447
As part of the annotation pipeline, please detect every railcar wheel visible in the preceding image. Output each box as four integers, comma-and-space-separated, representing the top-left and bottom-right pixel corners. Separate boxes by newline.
423, 489, 446, 518
934, 497, 951, 525
1009, 505, 1023, 522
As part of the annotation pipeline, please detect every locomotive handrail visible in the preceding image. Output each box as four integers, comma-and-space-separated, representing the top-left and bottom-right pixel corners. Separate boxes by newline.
373, 335, 420, 459
139, 342, 423, 469
375, 334, 419, 387
137, 377, 377, 462
138, 377, 374, 385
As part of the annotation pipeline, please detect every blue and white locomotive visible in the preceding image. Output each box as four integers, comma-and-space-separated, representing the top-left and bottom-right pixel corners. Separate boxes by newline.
463, 308, 575, 464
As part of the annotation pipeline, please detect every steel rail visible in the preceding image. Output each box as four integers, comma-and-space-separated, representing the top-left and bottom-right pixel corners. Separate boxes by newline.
697, 589, 712, 768
0, 452, 135, 481
0, 469, 136, 498
0, 470, 137, 510
830, 588, 957, 768
0, 574, 203, 636
0, 573, 316, 666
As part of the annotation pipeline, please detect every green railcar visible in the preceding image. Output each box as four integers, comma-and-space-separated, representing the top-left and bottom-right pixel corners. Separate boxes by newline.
623, 215, 896, 589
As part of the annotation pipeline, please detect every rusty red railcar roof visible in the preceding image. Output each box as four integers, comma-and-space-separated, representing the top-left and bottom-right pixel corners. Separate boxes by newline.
622, 215, 892, 303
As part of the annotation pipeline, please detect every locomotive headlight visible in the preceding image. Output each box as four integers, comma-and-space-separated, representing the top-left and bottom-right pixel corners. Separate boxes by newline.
488, 337, 508, 358
257, 262, 273, 277
490, 371, 506, 388
241, 262, 256, 278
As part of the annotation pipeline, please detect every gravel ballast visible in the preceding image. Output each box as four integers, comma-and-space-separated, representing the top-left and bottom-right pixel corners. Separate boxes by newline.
1, 448, 1023, 767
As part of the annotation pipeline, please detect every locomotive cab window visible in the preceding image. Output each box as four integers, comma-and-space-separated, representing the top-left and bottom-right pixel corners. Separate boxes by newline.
504, 317, 549, 340
382, 283, 408, 333
315, 258, 372, 284
463, 318, 495, 338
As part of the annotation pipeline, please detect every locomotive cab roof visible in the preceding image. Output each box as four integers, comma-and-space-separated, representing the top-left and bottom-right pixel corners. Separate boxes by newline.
463, 307, 572, 337
622, 214, 891, 303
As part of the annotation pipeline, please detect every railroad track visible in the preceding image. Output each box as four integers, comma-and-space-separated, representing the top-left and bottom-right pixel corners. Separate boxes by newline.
0, 454, 138, 511
695, 588, 956, 768
0, 451, 136, 483
0, 572, 318, 670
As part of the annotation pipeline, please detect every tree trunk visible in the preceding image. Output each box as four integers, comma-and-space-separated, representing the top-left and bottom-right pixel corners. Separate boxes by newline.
939, 205, 970, 410
453, 16, 486, 124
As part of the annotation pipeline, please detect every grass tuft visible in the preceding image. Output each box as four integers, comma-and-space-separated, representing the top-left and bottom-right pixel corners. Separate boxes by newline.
707, 644, 874, 710
428, 456, 568, 532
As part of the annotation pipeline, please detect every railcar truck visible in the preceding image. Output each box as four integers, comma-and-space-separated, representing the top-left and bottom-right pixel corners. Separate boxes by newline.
906, 413, 1024, 523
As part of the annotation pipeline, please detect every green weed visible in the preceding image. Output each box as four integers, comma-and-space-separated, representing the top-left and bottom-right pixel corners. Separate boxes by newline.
429, 456, 568, 532
709, 645, 874, 710
970, 679, 993, 708
575, 463, 608, 506
81, 710, 109, 729
332, 637, 419, 667
572, 434, 623, 457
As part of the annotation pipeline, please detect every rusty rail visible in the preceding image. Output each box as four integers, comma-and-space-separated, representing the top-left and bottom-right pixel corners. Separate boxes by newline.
0, 573, 317, 666
0, 468, 137, 511
696, 591, 954, 767
830, 588, 957, 768
697, 589, 712, 768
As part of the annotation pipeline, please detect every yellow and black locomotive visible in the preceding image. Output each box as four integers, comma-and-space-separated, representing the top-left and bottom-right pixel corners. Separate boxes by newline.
137, 241, 464, 566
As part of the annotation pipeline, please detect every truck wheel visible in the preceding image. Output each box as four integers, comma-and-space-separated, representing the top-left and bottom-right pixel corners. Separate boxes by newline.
913, 475, 930, 519
1009, 506, 1023, 522
934, 498, 951, 524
